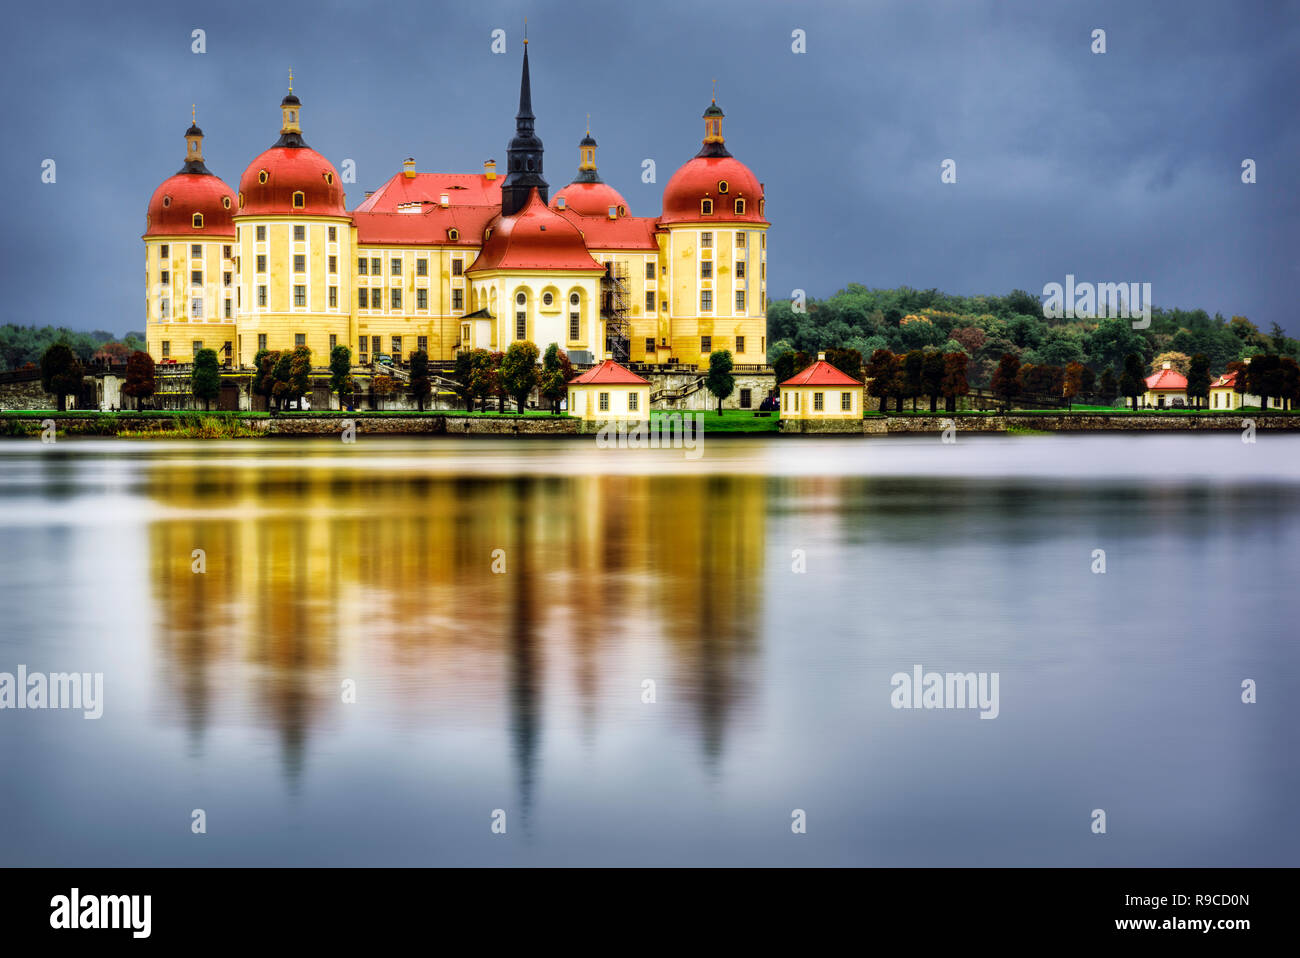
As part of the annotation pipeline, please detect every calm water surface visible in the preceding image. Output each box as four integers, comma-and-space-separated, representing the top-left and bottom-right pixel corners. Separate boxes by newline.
0, 434, 1296, 865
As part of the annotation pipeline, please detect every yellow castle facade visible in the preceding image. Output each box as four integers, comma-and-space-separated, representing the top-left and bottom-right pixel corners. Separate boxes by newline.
143, 46, 769, 372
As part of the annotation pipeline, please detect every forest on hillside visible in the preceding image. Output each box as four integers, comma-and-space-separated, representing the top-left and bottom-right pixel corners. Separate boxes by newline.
766, 285, 1295, 388
0, 326, 145, 372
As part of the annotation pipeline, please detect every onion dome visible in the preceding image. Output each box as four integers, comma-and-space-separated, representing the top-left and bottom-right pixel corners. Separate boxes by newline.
469, 189, 603, 272
552, 126, 629, 216
236, 78, 345, 216
144, 114, 236, 237
660, 99, 767, 226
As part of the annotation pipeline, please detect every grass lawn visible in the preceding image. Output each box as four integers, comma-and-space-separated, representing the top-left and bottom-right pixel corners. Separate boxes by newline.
652, 409, 780, 432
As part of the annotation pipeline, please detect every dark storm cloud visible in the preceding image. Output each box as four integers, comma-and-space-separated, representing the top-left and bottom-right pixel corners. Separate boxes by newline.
1, 0, 1295, 334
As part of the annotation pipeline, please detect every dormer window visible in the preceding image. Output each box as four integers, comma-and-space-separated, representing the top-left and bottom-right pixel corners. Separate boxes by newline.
222, 196, 231, 209
292, 191, 305, 209
448, 228, 459, 241
556, 196, 567, 209
162, 196, 171, 208
718, 181, 729, 193
759, 199, 765, 217
192, 213, 204, 228
258, 170, 268, 184
701, 199, 713, 215
323, 171, 334, 185
608, 205, 617, 219
734, 198, 746, 215
238, 193, 244, 209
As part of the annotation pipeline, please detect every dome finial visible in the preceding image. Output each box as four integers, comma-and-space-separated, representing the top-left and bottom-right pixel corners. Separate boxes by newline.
523, 16, 528, 45
288, 68, 293, 94
712, 78, 716, 103
192, 103, 196, 124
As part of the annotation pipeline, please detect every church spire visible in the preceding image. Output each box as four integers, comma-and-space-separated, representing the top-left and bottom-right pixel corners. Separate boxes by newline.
501, 32, 548, 216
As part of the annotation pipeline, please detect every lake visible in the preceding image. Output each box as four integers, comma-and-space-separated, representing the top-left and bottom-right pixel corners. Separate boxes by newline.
0, 433, 1295, 865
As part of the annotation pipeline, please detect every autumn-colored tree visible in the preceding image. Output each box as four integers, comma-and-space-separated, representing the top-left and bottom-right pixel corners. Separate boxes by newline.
539, 343, 573, 414
39, 342, 83, 412
1150, 351, 1193, 377
940, 352, 969, 413
370, 374, 396, 410
921, 351, 946, 412
990, 353, 1021, 412
1063, 361, 1085, 411
468, 349, 497, 411
865, 349, 898, 413
122, 350, 155, 410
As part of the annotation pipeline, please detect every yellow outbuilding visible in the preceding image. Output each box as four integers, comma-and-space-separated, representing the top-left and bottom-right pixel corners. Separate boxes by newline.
567, 360, 650, 421
779, 354, 864, 420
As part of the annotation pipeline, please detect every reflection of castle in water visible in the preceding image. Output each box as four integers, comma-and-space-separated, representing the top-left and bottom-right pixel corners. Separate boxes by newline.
147, 458, 765, 800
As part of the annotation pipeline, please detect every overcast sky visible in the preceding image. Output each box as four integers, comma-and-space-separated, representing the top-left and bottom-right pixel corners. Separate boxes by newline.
2, 0, 1296, 336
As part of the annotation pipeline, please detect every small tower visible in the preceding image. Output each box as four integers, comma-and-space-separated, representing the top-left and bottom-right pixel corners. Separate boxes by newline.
501, 36, 548, 216
574, 118, 602, 184
180, 106, 212, 175
275, 71, 309, 148
697, 97, 732, 159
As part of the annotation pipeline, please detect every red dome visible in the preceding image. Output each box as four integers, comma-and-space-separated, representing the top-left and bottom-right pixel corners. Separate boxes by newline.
552, 181, 629, 217
660, 155, 767, 226
470, 190, 603, 272
237, 146, 345, 216
145, 172, 236, 237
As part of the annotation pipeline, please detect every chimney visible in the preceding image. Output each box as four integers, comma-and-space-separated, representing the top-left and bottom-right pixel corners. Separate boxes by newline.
403, 157, 416, 179
364, 190, 374, 198
439, 193, 449, 208
818, 351, 826, 361
484, 159, 497, 180
1162, 361, 1171, 370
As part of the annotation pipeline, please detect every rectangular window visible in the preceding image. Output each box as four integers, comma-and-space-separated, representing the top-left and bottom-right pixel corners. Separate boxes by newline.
599, 392, 610, 412
700, 291, 713, 312
841, 392, 853, 411
645, 337, 656, 354
328, 286, 338, 308
701, 335, 712, 353
161, 270, 169, 284
392, 336, 401, 358
160, 298, 169, 317
736, 232, 746, 248
628, 392, 639, 412
257, 285, 267, 307
701, 232, 713, 248
645, 291, 655, 312
191, 270, 202, 287
294, 225, 305, 242
569, 312, 581, 340
295, 333, 306, 347
294, 285, 306, 307
358, 288, 368, 308
452, 288, 463, 310
700, 260, 713, 279
391, 288, 401, 309
814, 392, 825, 411
740, 388, 752, 408
223, 271, 232, 287
736, 335, 745, 353
223, 244, 232, 259
736, 262, 746, 279
257, 254, 267, 273
735, 291, 746, 311
224, 299, 232, 319
330, 334, 337, 351
191, 297, 202, 318
645, 262, 655, 280
417, 258, 428, 276
328, 226, 337, 242
161, 341, 170, 358
391, 258, 401, 276
257, 334, 267, 351
452, 258, 464, 277
191, 244, 201, 258
371, 257, 381, 275
357, 257, 368, 275
294, 254, 305, 273
417, 336, 428, 354
417, 288, 428, 309
328, 255, 337, 274
160, 244, 169, 257
192, 340, 202, 355
761, 262, 766, 280
372, 336, 381, 355
256, 226, 266, 241
516, 311, 527, 340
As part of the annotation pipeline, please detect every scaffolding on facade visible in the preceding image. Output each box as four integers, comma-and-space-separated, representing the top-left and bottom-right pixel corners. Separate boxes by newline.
601, 261, 631, 364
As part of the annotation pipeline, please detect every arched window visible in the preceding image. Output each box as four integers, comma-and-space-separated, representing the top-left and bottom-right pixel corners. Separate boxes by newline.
569, 292, 579, 306
448, 228, 459, 241
162, 196, 171, 208
323, 171, 334, 185
238, 193, 244, 209
258, 170, 268, 184
568, 291, 581, 341
734, 198, 746, 215
292, 191, 305, 209
222, 196, 231, 209
700, 199, 713, 215
192, 213, 204, 228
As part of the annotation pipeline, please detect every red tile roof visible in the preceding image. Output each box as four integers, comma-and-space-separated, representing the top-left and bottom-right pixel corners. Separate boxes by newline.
469, 190, 604, 272
1210, 370, 1239, 388
780, 360, 863, 387
553, 209, 661, 250
354, 172, 503, 212
1145, 367, 1188, 390
352, 206, 499, 246
568, 359, 650, 386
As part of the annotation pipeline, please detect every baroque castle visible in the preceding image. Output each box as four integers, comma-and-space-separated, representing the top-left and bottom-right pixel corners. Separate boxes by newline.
143, 42, 769, 371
